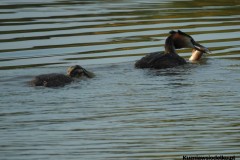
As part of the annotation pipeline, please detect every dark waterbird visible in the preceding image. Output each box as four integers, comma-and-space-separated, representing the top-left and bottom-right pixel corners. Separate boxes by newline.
135, 30, 210, 69
30, 65, 94, 87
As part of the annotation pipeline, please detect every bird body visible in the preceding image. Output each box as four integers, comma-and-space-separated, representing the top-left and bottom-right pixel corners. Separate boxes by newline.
135, 51, 186, 69
31, 73, 73, 87
30, 65, 94, 88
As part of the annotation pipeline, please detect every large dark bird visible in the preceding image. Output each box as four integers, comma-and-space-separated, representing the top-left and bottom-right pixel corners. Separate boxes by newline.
135, 30, 210, 69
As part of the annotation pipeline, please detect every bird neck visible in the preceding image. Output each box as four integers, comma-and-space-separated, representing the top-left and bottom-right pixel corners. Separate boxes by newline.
164, 36, 177, 54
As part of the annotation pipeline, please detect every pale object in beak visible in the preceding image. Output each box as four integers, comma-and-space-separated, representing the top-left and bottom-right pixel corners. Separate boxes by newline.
189, 49, 206, 61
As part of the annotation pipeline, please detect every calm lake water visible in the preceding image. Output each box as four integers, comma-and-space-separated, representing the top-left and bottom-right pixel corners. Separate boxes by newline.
0, 0, 240, 159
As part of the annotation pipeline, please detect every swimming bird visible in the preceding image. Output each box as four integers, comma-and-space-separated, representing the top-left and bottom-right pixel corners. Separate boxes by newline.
135, 30, 210, 69
31, 65, 94, 87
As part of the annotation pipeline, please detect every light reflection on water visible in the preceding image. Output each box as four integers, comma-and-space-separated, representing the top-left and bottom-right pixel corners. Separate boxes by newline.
0, 0, 240, 159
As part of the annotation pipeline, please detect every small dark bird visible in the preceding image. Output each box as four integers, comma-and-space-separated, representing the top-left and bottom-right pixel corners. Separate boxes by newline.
30, 65, 94, 87
135, 30, 210, 69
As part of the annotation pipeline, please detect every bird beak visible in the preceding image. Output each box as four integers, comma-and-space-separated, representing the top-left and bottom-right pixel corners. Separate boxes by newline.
193, 41, 211, 54
82, 68, 95, 78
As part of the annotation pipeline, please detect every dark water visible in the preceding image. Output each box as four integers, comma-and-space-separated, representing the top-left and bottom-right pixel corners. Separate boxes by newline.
0, 0, 240, 159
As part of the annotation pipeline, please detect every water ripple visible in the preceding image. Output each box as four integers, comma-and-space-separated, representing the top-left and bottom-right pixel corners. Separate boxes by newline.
0, 0, 240, 160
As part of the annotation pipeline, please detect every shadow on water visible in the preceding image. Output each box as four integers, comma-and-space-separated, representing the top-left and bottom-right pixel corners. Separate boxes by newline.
0, 0, 240, 160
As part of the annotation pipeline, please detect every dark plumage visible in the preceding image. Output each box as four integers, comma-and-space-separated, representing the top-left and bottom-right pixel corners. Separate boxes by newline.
32, 73, 73, 87
135, 51, 186, 69
135, 30, 210, 69
30, 65, 94, 87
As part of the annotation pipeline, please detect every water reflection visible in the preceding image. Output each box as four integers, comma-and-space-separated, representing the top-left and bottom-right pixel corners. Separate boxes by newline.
0, 0, 239, 69
0, 0, 240, 160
